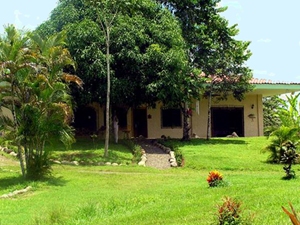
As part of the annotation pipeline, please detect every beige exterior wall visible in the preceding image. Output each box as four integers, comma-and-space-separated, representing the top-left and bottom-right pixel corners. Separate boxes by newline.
88, 93, 264, 139
190, 94, 263, 138
147, 103, 183, 139
146, 94, 264, 139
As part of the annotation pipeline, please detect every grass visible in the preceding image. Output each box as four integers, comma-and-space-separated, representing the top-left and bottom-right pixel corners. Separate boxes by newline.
48, 137, 134, 165
0, 136, 299, 224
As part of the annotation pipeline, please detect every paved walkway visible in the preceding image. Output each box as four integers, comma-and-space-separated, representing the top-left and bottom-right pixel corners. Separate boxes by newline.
138, 139, 170, 169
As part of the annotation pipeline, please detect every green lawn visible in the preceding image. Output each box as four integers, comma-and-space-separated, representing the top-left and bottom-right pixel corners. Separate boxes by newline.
0, 137, 299, 224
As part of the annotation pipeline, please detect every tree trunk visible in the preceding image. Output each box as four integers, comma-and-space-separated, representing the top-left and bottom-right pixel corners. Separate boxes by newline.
17, 145, 26, 178
182, 103, 191, 141
104, 25, 111, 157
11, 83, 26, 177
206, 86, 212, 140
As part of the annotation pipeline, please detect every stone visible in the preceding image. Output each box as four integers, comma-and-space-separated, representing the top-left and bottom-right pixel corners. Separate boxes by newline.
170, 162, 178, 167
112, 163, 118, 166
169, 151, 175, 158
169, 158, 175, 163
105, 162, 112, 166
72, 161, 79, 166
9, 152, 17, 157
138, 161, 146, 166
52, 160, 61, 164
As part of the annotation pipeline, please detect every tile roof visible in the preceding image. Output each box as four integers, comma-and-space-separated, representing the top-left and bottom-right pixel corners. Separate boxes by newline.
199, 73, 300, 85
250, 78, 300, 85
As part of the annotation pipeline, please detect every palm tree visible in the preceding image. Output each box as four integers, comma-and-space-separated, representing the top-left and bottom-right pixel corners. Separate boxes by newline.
0, 25, 32, 176
0, 25, 82, 179
264, 126, 299, 163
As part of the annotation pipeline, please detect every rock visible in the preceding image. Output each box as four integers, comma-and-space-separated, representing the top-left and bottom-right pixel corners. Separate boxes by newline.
170, 162, 178, 167
138, 161, 146, 166
61, 160, 78, 166
72, 161, 79, 166
9, 152, 17, 157
52, 160, 61, 165
169, 158, 176, 163
112, 163, 118, 166
1, 194, 9, 198
1, 186, 32, 198
169, 151, 175, 158
3, 147, 12, 154
105, 162, 112, 166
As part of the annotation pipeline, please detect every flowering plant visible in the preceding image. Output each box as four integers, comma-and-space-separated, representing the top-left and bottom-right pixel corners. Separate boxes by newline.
207, 170, 224, 187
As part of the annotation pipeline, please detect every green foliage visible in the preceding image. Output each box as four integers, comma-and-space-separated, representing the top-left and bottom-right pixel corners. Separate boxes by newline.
264, 127, 299, 164
280, 141, 299, 179
264, 93, 300, 136
174, 148, 184, 167
36, 0, 190, 109
0, 25, 80, 179
120, 138, 142, 164
263, 96, 283, 135
277, 93, 300, 128
216, 197, 243, 225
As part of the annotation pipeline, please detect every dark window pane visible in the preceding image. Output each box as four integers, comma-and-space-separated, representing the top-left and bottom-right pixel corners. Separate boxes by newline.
161, 108, 182, 128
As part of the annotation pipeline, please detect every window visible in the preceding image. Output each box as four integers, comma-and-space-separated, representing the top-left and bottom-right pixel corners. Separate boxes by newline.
161, 108, 182, 128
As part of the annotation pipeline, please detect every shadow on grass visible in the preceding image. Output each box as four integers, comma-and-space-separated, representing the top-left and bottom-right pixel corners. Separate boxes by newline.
162, 138, 248, 148
45, 176, 68, 187
0, 174, 68, 191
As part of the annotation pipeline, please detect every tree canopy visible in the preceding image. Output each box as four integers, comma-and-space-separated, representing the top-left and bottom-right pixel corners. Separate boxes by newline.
159, 0, 253, 99
36, 0, 253, 140
37, 0, 191, 109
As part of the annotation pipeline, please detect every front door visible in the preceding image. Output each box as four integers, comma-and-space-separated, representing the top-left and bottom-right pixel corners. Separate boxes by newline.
133, 109, 148, 138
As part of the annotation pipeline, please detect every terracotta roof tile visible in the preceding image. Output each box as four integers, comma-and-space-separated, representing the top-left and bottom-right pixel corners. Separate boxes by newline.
250, 78, 300, 85
199, 73, 300, 85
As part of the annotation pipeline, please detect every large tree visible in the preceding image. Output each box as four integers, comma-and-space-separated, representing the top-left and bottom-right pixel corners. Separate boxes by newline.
0, 25, 82, 179
36, 0, 196, 139
159, 0, 253, 139
38, 0, 188, 105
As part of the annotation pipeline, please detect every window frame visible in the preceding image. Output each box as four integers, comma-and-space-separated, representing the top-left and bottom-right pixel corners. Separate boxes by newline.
161, 107, 182, 129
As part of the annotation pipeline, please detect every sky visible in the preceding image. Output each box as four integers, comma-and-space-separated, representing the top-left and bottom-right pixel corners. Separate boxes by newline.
1, 0, 300, 82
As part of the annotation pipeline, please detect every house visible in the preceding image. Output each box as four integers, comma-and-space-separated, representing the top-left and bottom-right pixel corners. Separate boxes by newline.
73, 79, 300, 139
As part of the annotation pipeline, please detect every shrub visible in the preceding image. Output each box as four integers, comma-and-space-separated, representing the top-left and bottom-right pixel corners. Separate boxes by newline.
217, 197, 242, 225
280, 141, 299, 179
264, 126, 299, 163
207, 170, 225, 187
174, 148, 184, 167
121, 139, 142, 164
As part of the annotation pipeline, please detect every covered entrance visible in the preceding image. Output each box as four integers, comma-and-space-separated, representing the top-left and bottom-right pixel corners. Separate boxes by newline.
211, 107, 244, 137
73, 106, 97, 134
133, 108, 148, 138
